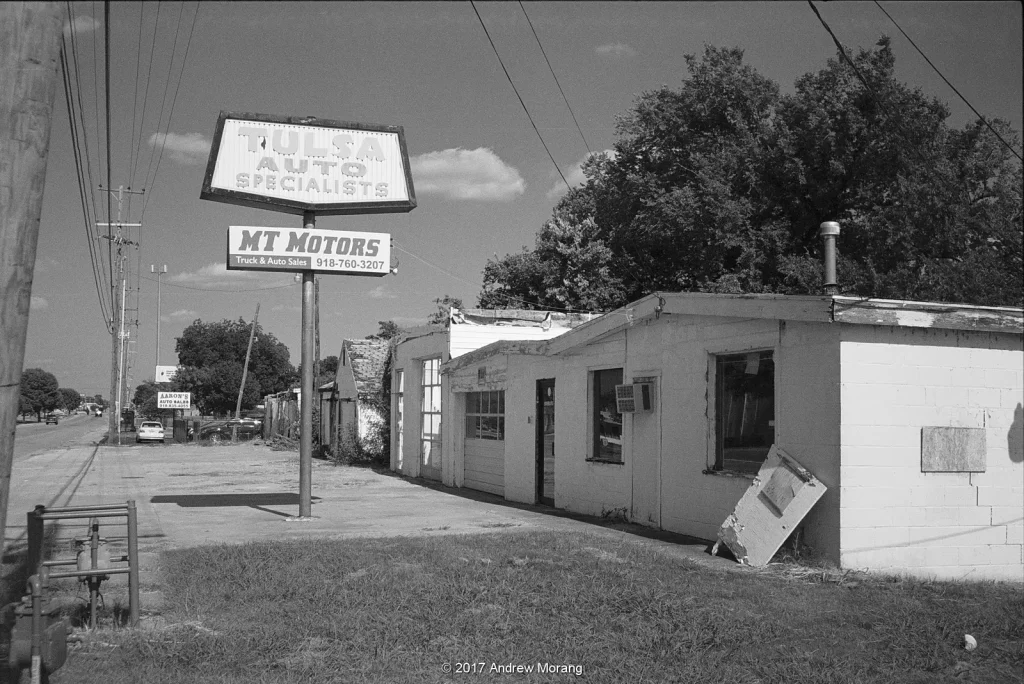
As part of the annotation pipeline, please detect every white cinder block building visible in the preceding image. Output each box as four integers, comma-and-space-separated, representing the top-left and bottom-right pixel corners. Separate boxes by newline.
389, 308, 596, 483
439, 293, 1023, 581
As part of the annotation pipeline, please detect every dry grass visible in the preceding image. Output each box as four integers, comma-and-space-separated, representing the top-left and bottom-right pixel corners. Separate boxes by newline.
36, 531, 1024, 684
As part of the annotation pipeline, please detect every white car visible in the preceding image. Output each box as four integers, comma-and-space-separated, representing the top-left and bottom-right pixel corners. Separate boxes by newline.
136, 421, 165, 444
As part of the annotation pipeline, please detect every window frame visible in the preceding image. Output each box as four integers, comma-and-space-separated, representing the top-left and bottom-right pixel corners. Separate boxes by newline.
588, 366, 624, 464
709, 348, 776, 475
464, 390, 505, 441
419, 357, 442, 469
394, 368, 405, 468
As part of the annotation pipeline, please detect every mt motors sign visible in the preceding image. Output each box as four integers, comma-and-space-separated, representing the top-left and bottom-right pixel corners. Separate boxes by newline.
201, 112, 416, 216
227, 225, 391, 276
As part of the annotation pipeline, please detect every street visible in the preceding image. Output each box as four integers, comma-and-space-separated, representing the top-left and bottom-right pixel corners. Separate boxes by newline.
12, 413, 106, 464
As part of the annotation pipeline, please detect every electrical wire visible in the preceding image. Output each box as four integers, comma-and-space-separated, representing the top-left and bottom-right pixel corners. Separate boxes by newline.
64, 1, 110, 320
469, 1, 571, 191
141, 1, 200, 220
60, 34, 111, 330
138, 0, 184, 207
873, 0, 1022, 162
130, 1, 162, 190
518, 1, 592, 156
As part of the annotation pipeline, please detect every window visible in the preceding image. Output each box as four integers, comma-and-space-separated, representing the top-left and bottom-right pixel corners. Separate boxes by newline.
394, 369, 404, 468
714, 350, 775, 474
591, 368, 623, 463
465, 390, 505, 440
420, 359, 441, 470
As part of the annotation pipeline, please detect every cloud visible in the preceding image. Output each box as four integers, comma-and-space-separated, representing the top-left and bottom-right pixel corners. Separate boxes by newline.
367, 285, 398, 300
546, 149, 617, 199
148, 132, 211, 165
595, 43, 637, 58
410, 148, 525, 201
64, 15, 101, 37
167, 262, 282, 290
167, 309, 198, 320
30, 296, 48, 311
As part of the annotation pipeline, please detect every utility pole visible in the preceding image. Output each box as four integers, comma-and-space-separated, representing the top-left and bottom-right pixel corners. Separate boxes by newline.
151, 264, 167, 367
0, 1, 65, 562
99, 185, 142, 444
235, 303, 260, 420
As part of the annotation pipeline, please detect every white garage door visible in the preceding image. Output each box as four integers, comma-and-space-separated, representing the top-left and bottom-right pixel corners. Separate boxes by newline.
464, 390, 505, 496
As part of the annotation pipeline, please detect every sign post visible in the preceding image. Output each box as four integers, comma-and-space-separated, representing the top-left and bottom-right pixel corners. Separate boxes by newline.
202, 112, 415, 520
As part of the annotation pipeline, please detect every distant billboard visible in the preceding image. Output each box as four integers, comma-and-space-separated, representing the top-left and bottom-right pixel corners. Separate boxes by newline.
155, 365, 178, 383
227, 226, 391, 277
157, 392, 191, 409
201, 111, 416, 216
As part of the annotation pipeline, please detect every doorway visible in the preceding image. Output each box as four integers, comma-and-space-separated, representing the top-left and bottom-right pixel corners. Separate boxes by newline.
536, 379, 555, 506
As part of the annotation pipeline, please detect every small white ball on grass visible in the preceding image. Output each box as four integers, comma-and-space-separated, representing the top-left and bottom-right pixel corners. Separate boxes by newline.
964, 634, 977, 651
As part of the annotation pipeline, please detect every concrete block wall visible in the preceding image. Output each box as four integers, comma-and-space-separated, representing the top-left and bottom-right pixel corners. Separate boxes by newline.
839, 325, 1023, 581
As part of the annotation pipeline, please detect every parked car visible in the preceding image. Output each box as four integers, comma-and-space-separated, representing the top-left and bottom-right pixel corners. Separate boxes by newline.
44, 414, 59, 425
136, 421, 165, 444
197, 419, 260, 443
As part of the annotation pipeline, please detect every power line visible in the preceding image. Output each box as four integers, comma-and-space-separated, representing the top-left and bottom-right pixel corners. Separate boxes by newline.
469, 1, 571, 190
60, 34, 111, 330
518, 1, 592, 156
873, 0, 1022, 163
141, 1, 200, 220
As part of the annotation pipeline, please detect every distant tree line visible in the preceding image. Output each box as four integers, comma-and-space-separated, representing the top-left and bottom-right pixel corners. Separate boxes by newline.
18, 368, 91, 421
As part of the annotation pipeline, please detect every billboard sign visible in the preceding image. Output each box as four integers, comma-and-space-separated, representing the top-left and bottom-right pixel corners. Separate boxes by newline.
227, 226, 391, 276
201, 111, 416, 216
157, 392, 191, 409
155, 365, 178, 383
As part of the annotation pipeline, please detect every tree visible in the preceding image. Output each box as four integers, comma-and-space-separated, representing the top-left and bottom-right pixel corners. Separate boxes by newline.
19, 368, 60, 421
131, 381, 169, 420
481, 40, 1023, 309
427, 295, 463, 326
58, 387, 82, 413
368, 320, 401, 340
174, 318, 297, 415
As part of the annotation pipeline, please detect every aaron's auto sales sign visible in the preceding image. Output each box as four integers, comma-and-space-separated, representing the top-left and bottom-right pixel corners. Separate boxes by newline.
201, 112, 416, 216
227, 225, 391, 276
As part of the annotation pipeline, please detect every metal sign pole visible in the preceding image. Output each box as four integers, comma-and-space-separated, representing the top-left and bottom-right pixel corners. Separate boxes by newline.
298, 211, 315, 519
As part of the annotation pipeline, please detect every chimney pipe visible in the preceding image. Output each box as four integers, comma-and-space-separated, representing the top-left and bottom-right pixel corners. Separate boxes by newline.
819, 221, 840, 296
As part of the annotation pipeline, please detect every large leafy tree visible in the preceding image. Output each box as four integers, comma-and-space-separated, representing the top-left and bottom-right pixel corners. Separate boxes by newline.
19, 368, 61, 421
481, 40, 1022, 309
173, 318, 297, 416
132, 381, 169, 419
58, 387, 82, 413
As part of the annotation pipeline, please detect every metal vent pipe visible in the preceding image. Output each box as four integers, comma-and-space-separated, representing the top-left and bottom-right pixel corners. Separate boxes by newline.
819, 221, 841, 296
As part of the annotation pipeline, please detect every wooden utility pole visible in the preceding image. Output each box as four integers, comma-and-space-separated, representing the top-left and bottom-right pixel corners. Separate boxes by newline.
235, 303, 260, 420
0, 2, 65, 560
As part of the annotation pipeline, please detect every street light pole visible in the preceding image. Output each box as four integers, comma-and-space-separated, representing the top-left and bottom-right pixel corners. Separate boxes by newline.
151, 264, 167, 367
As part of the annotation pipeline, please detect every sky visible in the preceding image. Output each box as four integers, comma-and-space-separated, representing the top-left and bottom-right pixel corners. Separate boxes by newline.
22, 1, 1024, 401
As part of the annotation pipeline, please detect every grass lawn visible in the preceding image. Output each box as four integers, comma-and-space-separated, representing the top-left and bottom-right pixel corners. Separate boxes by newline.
43, 531, 1024, 684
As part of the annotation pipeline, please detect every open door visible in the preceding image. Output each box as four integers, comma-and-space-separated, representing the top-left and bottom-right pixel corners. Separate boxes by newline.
536, 379, 555, 506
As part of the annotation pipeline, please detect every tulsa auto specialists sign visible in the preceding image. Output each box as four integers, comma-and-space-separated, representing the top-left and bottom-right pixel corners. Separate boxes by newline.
227, 225, 391, 276
201, 112, 416, 216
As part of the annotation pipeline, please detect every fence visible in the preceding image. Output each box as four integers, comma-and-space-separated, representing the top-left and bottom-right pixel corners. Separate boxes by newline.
264, 392, 299, 440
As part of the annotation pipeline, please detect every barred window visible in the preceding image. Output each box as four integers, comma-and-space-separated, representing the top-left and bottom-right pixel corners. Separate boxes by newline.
465, 390, 505, 440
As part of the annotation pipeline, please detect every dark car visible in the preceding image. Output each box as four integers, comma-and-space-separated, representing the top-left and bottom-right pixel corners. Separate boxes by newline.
44, 413, 59, 425
197, 419, 260, 443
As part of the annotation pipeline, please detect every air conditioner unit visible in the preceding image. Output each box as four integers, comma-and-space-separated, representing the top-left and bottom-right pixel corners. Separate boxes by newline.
615, 383, 654, 413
